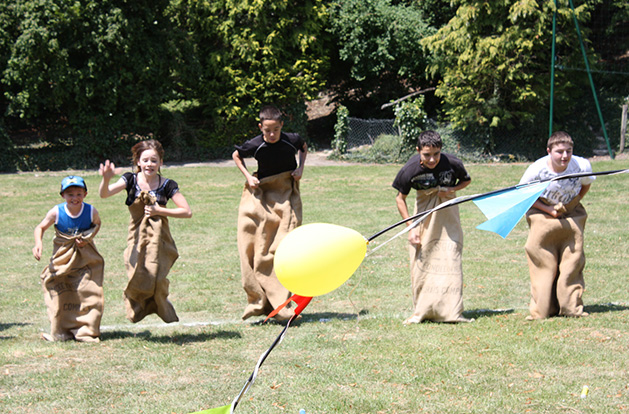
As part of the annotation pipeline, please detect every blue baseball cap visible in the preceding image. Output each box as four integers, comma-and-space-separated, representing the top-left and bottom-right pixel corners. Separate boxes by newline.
60, 176, 87, 194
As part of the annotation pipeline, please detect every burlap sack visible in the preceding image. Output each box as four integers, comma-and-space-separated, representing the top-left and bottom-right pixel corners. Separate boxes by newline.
40, 226, 104, 342
524, 201, 587, 319
405, 188, 467, 323
123, 192, 179, 323
237, 171, 301, 320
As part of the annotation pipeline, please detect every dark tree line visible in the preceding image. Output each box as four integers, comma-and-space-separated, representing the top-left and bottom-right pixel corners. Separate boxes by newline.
0, 0, 626, 171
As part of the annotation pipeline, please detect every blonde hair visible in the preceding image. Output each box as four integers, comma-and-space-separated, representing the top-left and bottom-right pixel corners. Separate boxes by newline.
131, 139, 164, 173
547, 131, 574, 150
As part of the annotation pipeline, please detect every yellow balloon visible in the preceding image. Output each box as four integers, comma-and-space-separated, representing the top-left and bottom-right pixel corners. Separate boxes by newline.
274, 223, 367, 297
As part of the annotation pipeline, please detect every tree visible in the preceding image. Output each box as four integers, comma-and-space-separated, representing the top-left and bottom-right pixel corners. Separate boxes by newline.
422, 0, 628, 152
0, 1, 19, 119
167, 0, 330, 149
586, 0, 629, 67
1, 0, 176, 160
424, 0, 558, 131
327, 0, 434, 117
579, 0, 629, 146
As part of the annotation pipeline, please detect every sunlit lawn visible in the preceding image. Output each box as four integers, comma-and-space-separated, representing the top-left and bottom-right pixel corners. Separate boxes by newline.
1, 157, 628, 413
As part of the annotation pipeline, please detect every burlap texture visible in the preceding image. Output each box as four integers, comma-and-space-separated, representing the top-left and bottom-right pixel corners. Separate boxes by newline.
405, 188, 467, 323
40, 226, 104, 342
524, 201, 587, 319
123, 192, 179, 323
237, 171, 301, 320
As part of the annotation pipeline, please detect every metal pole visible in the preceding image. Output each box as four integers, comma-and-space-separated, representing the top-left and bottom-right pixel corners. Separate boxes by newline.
549, 0, 557, 138
620, 104, 628, 154
568, 0, 614, 159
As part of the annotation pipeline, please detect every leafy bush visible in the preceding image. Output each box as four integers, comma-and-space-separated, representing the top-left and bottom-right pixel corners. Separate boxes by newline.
334, 122, 534, 166
2, 0, 174, 158
0, 0, 328, 169
393, 96, 428, 148
327, 0, 434, 118
336, 134, 413, 164
332, 105, 349, 155
167, 0, 329, 148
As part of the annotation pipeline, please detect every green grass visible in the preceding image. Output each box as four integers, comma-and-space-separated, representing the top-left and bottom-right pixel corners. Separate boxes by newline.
1, 159, 629, 413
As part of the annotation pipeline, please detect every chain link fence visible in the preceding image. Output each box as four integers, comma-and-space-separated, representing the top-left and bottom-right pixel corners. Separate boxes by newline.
343, 119, 547, 162
343, 115, 616, 162
346, 117, 400, 149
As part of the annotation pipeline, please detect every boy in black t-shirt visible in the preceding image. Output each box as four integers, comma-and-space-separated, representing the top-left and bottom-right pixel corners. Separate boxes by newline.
232, 106, 307, 321
233, 106, 307, 186
392, 130, 472, 323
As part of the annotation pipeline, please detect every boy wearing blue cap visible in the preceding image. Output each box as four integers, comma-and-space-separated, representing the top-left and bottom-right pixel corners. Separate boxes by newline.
33, 176, 100, 258
33, 176, 105, 342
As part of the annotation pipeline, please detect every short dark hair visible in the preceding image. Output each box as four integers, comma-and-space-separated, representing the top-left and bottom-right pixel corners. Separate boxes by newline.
417, 130, 442, 149
259, 105, 283, 122
547, 131, 574, 150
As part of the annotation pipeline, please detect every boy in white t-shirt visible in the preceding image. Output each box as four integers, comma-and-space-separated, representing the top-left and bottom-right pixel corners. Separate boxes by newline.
519, 131, 595, 320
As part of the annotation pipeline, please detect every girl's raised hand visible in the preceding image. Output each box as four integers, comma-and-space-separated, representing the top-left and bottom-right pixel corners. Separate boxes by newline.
99, 160, 116, 180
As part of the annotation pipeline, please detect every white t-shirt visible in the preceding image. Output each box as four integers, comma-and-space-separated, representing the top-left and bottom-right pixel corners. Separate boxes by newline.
519, 155, 595, 205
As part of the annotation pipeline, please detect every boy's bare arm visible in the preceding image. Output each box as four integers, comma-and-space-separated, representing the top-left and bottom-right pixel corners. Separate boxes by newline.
232, 150, 260, 188
395, 192, 410, 221
531, 199, 560, 217
533, 182, 591, 218
439, 178, 471, 196
454, 178, 471, 192
292, 142, 308, 181
33, 208, 57, 260
91, 209, 102, 237
396, 191, 420, 246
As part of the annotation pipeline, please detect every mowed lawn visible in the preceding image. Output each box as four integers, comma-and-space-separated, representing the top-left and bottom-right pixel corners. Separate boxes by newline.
1, 156, 629, 413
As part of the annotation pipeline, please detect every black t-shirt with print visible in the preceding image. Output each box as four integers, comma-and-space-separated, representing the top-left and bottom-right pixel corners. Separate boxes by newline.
122, 172, 179, 206
392, 153, 470, 195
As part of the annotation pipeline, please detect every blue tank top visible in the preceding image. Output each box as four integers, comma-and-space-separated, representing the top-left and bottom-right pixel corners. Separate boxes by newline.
55, 202, 93, 235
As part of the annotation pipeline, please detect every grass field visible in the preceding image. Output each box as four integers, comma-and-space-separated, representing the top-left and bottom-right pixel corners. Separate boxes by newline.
1, 157, 629, 413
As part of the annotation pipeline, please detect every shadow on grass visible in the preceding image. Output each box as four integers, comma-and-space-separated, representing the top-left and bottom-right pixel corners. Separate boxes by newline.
463, 308, 515, 319
0, 322, 30, 332
0, 322, 31, 340
461, 303, 629, 320
584, 302, 629, 314
253, 310, 370, 327
101, 329, 242, 344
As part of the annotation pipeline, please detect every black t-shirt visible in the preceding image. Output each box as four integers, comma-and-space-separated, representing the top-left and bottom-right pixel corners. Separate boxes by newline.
392, 153, 471, 195
122, 172, 179, 206
235, 132, 305, 179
